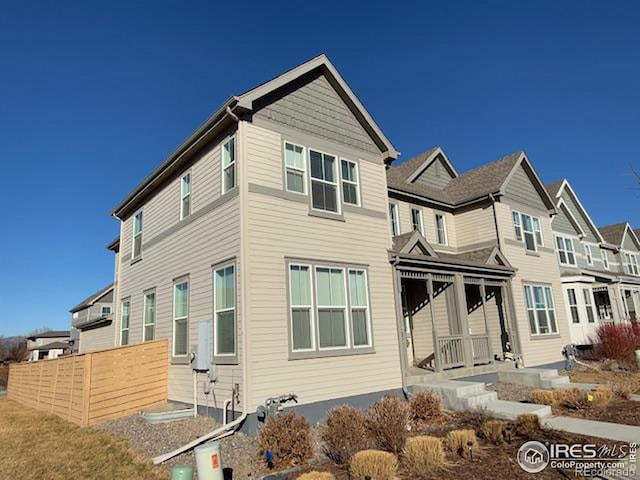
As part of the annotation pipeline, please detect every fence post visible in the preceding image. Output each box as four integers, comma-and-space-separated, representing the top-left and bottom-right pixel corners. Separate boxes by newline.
81, 354, 93, 427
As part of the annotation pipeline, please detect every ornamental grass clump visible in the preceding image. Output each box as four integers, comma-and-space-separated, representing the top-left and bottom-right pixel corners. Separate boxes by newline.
481, 419, 509, 445
402, 435, 446, 477
530, 389, 557, 405
257, 412, 313, 469
365, 395, 410, 453
320, 405, 368, 465
296, 472, 336, 480
349, 449, 398, 480
445, 429, 479, 459
516, 413, 541, 436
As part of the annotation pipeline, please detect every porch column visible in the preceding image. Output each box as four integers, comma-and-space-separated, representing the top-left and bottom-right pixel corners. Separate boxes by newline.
479, 279, 495, 364
453, 273, 473, 368
504, 279, 523, 358
392, 267, 411, 377
427, 274, 441, 372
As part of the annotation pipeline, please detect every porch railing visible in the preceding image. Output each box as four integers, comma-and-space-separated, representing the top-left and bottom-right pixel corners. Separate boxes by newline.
437, 335, 465, 369
470, 334, 492, 365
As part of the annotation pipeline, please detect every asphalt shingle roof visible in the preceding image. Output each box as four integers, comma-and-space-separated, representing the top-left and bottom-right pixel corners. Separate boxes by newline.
545, 180, 564, 199
70, 283, 114, 313
599, 223, 628, 246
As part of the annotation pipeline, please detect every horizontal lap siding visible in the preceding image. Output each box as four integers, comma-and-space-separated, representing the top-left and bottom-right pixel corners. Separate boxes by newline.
245, 123, 401, 411
454, 206, 496, 249
396, 201, 457, 248
79, 323, 116, 353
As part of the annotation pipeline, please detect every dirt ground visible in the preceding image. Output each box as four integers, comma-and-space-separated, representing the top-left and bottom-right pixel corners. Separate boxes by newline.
552, 398, 640, 426
560, 360, 640, 393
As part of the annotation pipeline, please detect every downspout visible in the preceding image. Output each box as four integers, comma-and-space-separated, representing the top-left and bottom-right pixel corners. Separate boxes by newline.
391, 255, 412, 399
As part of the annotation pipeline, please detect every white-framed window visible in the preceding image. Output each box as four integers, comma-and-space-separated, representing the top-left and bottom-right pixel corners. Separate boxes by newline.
120, 299, 130, 345
435, 213, 448, 245
555, 235, 576, 266
101, 306, 112, 315
341, 159, 360, 206
602, 250, 610, 270
389, 203, 400, 236
567, 288, 580, 324
583, 288, 595, 323
524, 285, 558, 335
348, 269, 371, 347
584, 244, 593, 266
173, 279, 189, 357
289, 264, 314, 352
284, 142, 306, 194
411, 208, 424, 235
143, 292, 156, 341
72, 312, 78, 319
222, 136, 236, 194
513, 211, 541, 251
132, 211, 143, 258
214, 264, 236, 357
310, 149, 339, 213
316, 266, 348, 349
624, 252, 640, 275
180, 173, 191, 219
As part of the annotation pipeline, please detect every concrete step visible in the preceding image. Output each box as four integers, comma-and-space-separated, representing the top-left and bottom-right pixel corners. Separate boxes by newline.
498, 368, 571, 389
414, 380, 494, 411
540, 375, 571, 389
484, 400, 552, 421
458, 391, 498, 410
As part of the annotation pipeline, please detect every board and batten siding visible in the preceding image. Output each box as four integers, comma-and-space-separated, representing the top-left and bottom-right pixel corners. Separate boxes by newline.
117, 133, 243, 410
244, 122, 402, 411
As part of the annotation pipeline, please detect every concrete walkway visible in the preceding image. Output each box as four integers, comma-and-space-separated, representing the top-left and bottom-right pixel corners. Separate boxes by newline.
630, 394, 640, 402
542, 416, 640, 443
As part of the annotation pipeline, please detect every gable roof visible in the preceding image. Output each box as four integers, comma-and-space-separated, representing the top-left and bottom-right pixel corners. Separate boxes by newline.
70, 283, 114, 313
29, 341, 69, 351
599, 222, 628, 246
555, 199, 586, 238
112, 54, 397, 219
27, 330, 70, 341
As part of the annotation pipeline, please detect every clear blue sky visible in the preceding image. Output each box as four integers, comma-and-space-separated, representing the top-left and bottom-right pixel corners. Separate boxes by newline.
1, 1, 639, 336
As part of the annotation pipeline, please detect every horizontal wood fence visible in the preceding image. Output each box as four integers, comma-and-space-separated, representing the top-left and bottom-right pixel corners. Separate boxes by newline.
7, 339, 168, 427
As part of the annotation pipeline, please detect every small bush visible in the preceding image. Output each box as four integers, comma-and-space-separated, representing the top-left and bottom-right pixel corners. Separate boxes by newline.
516, 413, 540, 436
591, 387, 615, 405
530, 389, 557, 405
445, 429, 479, 458
555, 388, 586, 405
590, 323, 640, 367
410, 391, 442, 425
320, 405, 368, 465
365, 395, 410, 453
481, 420, 509, 444
296, 472, 336, 480
349, 450, 398, 480
402, 436, 445, 477
257, 412, 313, 469
613, 382, 633, 400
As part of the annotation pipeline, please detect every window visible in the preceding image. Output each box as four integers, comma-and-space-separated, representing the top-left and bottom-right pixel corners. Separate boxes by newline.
602, 250, 610, 270
214, 265, 236, 356
120, 300, 130, 345
289, 265, 313, 351
72, 312, 78, 319
624, 253, 640, 275
180, 173, 191, 219
411, 208, 423, 235
584, 244, 593, 266
316, 267, 348, 349
173, 280, 189, 357
513, 211, 542, 251
341, 159, 360, 206
524, 285, 558, 335
310, 150, 338, 213
132, 211, 143, 258
583, 288, 595, 323
435, 213, 448, 245
555, 235, 576, 266
349, 269, 370, 347
284, 142, 306, 194
101, 306, 112, 315
389, 203, 400, 236
567, 288, 580, 324
222, 136, 236, 193
143, 292, 155, 341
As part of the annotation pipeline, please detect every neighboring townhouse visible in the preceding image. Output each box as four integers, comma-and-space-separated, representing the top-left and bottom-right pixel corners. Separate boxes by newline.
109, 54, 404, 425
545, 180, 624, 344
26, 330, 70, 361
386, 147, 571, 375
70, 283, 116, 353
598, 222, 640, 322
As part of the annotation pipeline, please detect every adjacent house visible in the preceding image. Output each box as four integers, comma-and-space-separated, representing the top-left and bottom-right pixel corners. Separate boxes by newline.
70, 283, 116, 353
26, 331, 70, 361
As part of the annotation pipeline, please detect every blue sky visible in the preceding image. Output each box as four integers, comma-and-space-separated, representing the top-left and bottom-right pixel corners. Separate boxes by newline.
1, 1, 639, 336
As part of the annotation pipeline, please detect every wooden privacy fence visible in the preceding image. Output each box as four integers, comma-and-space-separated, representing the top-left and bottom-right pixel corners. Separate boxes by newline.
7, 339, 168, 427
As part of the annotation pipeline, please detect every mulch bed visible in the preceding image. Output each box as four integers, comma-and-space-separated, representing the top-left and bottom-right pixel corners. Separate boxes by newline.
552, 398, 640, 426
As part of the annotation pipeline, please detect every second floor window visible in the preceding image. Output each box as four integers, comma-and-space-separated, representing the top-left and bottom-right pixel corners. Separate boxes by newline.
341, 159, 360, 206
180, 173, 191, 219
222, 137, 236, 193
310, 150, 338, 213
435, 213, 448, 245
132, 211, 143, 258
120, 300, 130, 345
567, 288, 580, 323
602, 250, 610, 270
584, 244, 593, 266
555, 235, 576, 266
624, 253, 640, 275
524, 285, 558, 335
143, 292, 156, 341
513, 211, 542, 251
284, 142, 306, 194
411, 208, 423, 235
101, 306, 112, 315
173, 280, 189, 357
389, 203, 399, 236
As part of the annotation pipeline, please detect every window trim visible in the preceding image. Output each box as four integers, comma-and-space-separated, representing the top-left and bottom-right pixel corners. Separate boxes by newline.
213, 262, 237, 361
142, 290, 156, 342
583, 288, 595, 323
584, 244, 594, 266
348, 268, 372, 349
389, 202, 400, 237
180, 171, 191, 220
221, 135, 236, 195
524, 284, 559, 336
120, 298, 130, 346
283, 141, 307, 195
309, 148, 341, 215
555, 234, 577, 266
101, 306, 112, 315
566, 288, 580, 324
314, 265, 350, 351
340, 158, 360, 207
624, 252, 640, 275
288, 263, 315, 353
172, 277, 189, 359
602, 250, 610, 270
435, 213, 448, 246
131, 210, 143, 260
512, 210, 541, 252
411, 207, 424, 236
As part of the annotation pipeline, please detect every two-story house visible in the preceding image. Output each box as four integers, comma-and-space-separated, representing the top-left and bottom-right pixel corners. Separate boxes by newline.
70, 282, 115, 353
26, 330, 70, 361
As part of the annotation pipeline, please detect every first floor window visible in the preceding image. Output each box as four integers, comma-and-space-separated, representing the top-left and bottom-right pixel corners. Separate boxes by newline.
584, 244, 593, 265
180, 173, 191, 219
389, 203, 399, 236
173, 280, 189, 356
317, 267, 347, 348
349, 269, 370, 347
341, 159, 360, 206
602, 250, 610, 270
120, 300, 130, 345
132, 211, 143, 258
567, 288, 580, 323
214, 265, 236, 356
222, 136, 236, 193
435, 213, 448, 245
310, 149, 338, 213
583, 288, 595, 323
555, 235, 576, 266
411, 208, 423, 235
284, 142, 306, 194
290, 264, 313, 351
524, 285, 558, 335
143, 292, 156, 341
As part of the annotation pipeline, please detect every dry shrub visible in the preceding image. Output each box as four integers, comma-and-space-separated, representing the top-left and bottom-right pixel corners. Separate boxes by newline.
445, 429, 479, 458
320, 405, 368, 465
365, 395, 410, 453
349, 449, 398, 480
601, 359, 620, 371
613, 382, 633, 400
481, 420, 509, 444
410, 391, 442, 425
402, 436, 445, 477
516, 413, 541, 436
530, 389, 557, 405
257, 412, 312, 469
554, 388, 586, 405
296, 472, 336, 480
591, 387, 615, 405
590, 323, 640, 367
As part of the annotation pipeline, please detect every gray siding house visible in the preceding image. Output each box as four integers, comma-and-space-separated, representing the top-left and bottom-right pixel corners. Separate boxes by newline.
26, 330, 70, 361
70, 283, 115, 353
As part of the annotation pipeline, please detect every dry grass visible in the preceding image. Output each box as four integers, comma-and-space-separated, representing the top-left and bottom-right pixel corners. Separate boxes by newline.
296, 472, 336, 480
445, 429, 479, 458
349, 449, 398, 480
591, 387, 615, 405
530, 389, 557, 405
567, 368, 640, 394
402, 436, 445, 477
0, 398, 168, 480
481, 420, 509, 445
516, 413, 541, 436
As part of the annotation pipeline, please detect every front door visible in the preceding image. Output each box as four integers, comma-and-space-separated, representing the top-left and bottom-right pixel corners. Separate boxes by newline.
564, 286, 598, 345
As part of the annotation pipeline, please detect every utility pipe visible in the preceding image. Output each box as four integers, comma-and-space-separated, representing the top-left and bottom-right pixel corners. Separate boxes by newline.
193, 371, 198, 417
